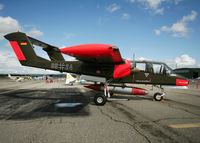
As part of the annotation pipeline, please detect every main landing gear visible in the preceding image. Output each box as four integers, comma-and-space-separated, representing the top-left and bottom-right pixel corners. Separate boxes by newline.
93, 83, 166, 105
94, 82, 110, 106
94, 93, 107, 106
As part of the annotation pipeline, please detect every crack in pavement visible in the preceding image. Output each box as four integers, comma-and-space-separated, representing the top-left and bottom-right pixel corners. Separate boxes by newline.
164, 101, 200, 117
108, 102, 184, 143
97, 106, 151, 143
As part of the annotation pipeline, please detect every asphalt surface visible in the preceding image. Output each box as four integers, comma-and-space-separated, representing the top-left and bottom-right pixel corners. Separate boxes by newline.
0, 79, 199, 143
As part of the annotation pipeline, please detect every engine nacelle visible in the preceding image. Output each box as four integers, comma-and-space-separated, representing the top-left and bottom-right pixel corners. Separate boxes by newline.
60, 44, 122, 63
113, 60, 131, 78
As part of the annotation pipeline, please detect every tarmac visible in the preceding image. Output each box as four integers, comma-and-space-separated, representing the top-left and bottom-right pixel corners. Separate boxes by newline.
0, 78, 199, 143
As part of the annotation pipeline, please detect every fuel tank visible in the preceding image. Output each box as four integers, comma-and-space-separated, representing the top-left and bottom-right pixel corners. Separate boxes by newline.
84, 84, 148, 95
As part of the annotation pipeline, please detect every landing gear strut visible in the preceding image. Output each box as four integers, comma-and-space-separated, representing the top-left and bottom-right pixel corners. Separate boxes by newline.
154, 92, 163, 101
94, 81, 110, 106
153, 86, 165, 101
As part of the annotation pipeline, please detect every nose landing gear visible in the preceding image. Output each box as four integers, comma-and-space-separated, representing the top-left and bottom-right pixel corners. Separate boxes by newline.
153, 86, 165, 101
153, 92, 164, 101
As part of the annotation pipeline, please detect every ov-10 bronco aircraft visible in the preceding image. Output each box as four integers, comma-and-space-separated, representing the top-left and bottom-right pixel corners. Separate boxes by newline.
5, 32, 188, 105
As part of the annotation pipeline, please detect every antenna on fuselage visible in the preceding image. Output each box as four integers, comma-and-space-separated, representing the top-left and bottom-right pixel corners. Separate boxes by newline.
133, 52, 136, 67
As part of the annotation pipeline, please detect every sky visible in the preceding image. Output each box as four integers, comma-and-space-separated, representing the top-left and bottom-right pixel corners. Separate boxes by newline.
0, 0, 200, 74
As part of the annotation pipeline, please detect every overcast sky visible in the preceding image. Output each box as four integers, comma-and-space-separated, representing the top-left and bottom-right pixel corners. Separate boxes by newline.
0, 0, 200, 74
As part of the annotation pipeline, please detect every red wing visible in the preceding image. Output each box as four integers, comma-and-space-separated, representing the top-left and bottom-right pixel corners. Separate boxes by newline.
60, 44, 123, 64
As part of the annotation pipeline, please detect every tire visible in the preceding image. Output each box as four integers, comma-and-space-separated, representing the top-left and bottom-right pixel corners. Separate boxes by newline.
153, 92, 163, 101
94, 94, 107, 106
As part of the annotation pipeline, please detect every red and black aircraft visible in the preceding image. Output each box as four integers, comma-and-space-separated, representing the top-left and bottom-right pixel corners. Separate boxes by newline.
4, 32, 188, 105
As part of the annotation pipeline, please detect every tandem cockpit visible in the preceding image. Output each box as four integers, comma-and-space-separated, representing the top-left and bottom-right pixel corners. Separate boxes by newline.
133, 60, 176, 76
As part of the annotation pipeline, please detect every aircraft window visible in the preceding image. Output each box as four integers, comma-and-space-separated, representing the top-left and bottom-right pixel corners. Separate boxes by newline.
153, 64, 164, 74
145, 63, 154, 73
136, 63, 145, 71
165, 65, 175, 76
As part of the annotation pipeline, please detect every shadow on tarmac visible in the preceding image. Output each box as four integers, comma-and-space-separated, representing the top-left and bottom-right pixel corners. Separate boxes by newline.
0, 86, 161, 120
0, 88, 93, 120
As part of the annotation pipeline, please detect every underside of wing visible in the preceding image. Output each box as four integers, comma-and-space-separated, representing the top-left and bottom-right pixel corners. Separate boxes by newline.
60, 44, 123, 64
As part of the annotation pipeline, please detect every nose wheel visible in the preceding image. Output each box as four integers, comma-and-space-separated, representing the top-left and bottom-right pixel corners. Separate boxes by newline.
153, 92, 163, 101
153, 86, 165, 101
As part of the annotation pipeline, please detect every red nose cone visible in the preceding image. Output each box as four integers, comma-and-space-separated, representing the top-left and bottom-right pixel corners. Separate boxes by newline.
176, 79, 188, 86
84, 84, 101, 91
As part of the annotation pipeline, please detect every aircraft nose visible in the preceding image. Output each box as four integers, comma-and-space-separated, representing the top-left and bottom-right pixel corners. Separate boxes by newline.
176, 79, 189, 86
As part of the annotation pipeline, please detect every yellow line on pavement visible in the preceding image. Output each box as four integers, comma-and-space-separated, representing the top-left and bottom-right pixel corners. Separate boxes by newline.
169, 123, 200, 128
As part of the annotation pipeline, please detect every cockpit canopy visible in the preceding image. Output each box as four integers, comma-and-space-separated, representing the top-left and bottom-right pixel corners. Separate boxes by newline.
133, 61, 175, 76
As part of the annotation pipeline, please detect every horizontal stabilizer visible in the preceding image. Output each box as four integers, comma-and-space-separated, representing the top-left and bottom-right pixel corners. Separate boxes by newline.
28, 36, 65, 62
4, 32, 66, 70
4, 32, 48, 64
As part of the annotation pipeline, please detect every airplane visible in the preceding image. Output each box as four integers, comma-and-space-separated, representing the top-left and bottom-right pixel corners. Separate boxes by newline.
4, 32, 188, 105
8, 74, 25, 82
65, 73, 77, 85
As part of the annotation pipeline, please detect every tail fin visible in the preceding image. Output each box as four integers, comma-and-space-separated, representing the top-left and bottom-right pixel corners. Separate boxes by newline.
5, 32, 39, 62
4, 32, 65, 69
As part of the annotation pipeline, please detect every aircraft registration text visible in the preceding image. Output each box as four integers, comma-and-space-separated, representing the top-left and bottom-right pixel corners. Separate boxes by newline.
51, 63, 73, 71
